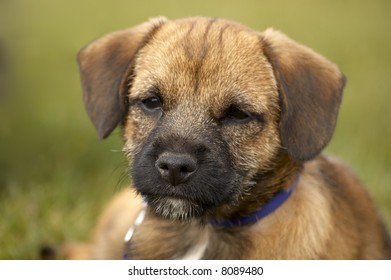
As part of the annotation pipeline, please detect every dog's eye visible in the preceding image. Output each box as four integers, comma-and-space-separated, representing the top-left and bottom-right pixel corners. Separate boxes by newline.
141, 97, 162, 111
224, 106, 252, 123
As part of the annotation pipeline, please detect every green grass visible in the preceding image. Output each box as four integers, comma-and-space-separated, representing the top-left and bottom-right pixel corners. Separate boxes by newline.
1, 0, 390, 259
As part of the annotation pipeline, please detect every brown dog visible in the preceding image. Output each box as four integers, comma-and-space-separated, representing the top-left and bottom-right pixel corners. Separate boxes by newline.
65, 17, 391, 259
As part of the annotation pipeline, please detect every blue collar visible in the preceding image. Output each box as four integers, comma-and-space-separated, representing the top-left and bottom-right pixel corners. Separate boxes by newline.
209, 175, 300, 228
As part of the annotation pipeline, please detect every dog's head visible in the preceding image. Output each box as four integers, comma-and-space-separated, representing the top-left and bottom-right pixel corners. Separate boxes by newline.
78, 17, 345, 220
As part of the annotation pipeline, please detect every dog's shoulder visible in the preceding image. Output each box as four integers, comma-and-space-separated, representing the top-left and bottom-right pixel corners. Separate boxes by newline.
303, 155, 391, 259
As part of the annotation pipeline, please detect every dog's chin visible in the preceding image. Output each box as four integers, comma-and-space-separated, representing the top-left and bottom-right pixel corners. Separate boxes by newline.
145, 196, 206, 221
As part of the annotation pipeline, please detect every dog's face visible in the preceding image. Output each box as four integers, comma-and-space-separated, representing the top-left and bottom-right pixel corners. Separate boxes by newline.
124, 19, 281, 219
78, 17, 345, 220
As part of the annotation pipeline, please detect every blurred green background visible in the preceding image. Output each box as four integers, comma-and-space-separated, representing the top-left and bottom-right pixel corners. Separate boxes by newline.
0, 0, 390, 259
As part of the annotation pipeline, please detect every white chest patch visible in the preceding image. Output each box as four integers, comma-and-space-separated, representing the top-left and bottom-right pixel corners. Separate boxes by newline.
179, 237, 209, 260
178, 228, 210, 260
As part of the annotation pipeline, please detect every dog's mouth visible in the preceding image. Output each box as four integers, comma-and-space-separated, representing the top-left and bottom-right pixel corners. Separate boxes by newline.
132, 166, 246, 221
143, 194, 207, 220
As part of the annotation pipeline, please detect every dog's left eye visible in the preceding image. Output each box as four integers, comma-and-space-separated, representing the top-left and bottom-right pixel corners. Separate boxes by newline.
223, 106, 252, 123
141, 97, 162, 111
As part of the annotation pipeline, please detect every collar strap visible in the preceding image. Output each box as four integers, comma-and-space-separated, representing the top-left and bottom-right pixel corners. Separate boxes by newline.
208, 175, 300, 228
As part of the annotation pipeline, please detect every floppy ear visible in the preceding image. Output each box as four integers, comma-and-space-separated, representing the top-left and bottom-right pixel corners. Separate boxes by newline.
78, 17, 167, 139
261, 29, 346, 161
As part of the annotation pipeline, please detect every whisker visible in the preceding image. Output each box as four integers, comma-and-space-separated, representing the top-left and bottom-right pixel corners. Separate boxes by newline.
111, 160, 131, 191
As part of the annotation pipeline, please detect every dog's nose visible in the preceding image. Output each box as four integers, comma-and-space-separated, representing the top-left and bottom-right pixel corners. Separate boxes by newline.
155, 152, 197, 186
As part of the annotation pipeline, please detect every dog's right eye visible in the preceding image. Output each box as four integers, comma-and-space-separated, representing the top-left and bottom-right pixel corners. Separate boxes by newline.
141, 97, 163, 112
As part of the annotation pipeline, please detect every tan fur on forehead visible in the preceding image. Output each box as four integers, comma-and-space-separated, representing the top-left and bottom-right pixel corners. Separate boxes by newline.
131, 17, 278, 115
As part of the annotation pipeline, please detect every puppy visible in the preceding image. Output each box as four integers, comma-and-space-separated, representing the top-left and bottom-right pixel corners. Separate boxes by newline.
68, 17, 391, 259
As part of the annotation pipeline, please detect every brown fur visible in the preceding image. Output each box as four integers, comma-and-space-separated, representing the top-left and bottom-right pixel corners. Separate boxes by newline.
62, 17, 391, 259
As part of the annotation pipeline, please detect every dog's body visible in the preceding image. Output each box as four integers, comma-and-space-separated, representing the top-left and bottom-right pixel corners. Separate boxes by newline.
65, 17, 391, 259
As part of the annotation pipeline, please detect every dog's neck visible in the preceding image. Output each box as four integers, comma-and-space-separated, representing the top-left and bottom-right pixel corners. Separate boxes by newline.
208, 174, 300, 227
